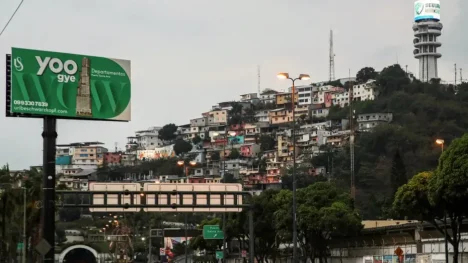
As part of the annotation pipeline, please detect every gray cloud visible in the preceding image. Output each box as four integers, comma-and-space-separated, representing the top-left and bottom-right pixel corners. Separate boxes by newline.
0, 0, 464, 169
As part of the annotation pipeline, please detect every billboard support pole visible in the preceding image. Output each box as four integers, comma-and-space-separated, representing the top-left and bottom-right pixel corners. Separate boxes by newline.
41, 116, 57, 263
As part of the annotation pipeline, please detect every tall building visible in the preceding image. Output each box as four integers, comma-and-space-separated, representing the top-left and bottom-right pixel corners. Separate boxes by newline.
413, 0, 442, 82
76, 57, 92, 116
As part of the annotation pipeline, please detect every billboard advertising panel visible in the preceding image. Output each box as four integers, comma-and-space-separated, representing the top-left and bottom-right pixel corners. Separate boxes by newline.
414, 0, 440, 22
10, 48, 131, 121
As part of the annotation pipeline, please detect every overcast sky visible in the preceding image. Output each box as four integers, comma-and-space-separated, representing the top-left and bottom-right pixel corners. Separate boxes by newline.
0, 0, 466, 169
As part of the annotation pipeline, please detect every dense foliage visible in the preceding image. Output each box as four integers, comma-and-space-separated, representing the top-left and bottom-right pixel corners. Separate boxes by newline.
318, 64, 468, 219
393, 133, 468, 263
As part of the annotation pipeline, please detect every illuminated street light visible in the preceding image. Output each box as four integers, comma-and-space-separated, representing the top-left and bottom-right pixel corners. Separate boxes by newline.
435, 139, 445, 152
277, 71, 310, 263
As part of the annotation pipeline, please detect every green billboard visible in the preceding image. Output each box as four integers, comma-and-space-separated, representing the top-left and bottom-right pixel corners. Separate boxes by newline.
10, 48, 131, 121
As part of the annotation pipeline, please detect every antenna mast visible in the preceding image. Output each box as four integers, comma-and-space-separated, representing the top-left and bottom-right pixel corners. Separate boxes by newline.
257, 65, 261, 94
329, 30, 335, 81
461, 68, 463, 84
455, 64, 457, 85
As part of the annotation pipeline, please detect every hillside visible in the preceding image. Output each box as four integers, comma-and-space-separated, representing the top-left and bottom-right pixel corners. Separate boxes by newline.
322, 64, 468, 219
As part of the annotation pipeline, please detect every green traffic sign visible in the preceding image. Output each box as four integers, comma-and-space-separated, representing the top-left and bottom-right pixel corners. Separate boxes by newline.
203, 225, 224, 239
215, 251, 224, 259
17, 243, 23, 250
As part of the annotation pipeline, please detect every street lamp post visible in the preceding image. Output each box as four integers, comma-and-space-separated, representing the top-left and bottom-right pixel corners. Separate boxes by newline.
176, 160, 196, 263
212, 130, 236, 263
435, 138, 448, 263
277, 72, 310, 263
436, 139, 444, 152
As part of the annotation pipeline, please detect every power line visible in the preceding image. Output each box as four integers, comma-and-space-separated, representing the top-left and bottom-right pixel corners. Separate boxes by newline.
0, 0, 25, 38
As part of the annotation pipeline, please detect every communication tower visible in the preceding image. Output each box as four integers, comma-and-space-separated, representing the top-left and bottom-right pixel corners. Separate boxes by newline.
329, 30, 335, 82
413, 0, 442, 82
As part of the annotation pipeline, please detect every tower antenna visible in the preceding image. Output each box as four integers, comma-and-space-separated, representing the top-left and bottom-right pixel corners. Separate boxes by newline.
257, 65, 261, 94
455, 64, 457, 86
329, 30, 335, 81
461, 68, 463, 84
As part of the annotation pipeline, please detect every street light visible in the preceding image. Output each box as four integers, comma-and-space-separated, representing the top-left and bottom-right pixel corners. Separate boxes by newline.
177, 160, 197, 178
435, 138, 448, 263
436, 139, 444, 152
277, 72, 310, 263
212, 130, 237, 263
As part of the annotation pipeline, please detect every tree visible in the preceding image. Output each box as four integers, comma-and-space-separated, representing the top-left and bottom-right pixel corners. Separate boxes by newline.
158, 123, 178, 141
221, 173, 239, 183
190, 218, 223, 252
173, 139, 193, 156
356, 67, 378, 83
393, 171, 441, 222
258, 135, 275, 152
390, 150, 407, 195
376, 64, 410, 95
210, 152, 220, 161
228, 103, 244, 126
274, 183, 362, 263
192, 135, 202, 145
281, 165, 327, 190
428, 133, 468, 263
229, 148, 240, 159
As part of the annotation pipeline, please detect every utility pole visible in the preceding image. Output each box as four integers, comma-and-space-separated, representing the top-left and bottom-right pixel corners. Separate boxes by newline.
349, 69, 356, 199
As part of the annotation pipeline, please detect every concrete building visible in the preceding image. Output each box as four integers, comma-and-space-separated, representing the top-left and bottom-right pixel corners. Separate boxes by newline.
296, 85, 313, 105
333, 80, 378, 107
56, 142, 107, 173
276, 92, 298, 106
126, 126, 164, 151
357, 113, 393, 131
205, 109, 228, 126
190, 117, 208, 127
255, 110, 270, 123
352, 80, 379, 102
259, 89, 278, 103
413, 0, 442, 82
240, 93, 259, 104
269, 108, 293, 125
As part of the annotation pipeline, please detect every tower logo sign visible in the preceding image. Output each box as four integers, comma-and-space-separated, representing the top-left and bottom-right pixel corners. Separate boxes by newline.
415, 3, 424, 15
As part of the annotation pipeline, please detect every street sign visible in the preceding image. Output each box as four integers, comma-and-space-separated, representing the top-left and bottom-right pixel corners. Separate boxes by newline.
160, 248, 165, 256
216, 251, 224, 259
16, 243, 23, 251
241, 250, 247, 258
35, 239, 52, 256
394, 246, 403, 256
89, 183, 141, 212
144, 183, 243, 212
203, 225, 224, 239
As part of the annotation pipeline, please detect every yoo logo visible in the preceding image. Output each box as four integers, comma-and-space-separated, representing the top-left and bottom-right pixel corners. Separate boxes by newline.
35, 56, 78, 83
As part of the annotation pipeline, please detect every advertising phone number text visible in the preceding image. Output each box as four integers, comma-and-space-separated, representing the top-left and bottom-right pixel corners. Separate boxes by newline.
13, 100, 49, 107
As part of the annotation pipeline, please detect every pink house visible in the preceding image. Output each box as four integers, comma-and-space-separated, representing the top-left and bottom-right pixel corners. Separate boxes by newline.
240, 144, 261, 158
